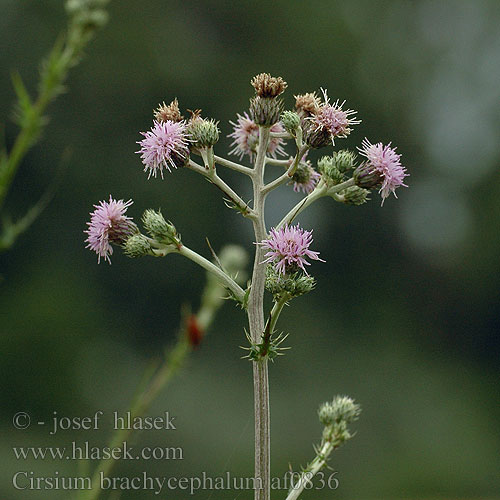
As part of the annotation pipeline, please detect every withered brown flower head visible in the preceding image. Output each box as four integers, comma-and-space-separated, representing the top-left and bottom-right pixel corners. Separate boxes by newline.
251, 73, 288, 98
154, 98, 184, 123
294, 92, 321, 116
187, 108, 203, 123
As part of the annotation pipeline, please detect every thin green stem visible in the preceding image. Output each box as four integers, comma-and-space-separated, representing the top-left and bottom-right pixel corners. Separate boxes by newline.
0, 7, 107, 211
79, 243, 237, 500
267, 294, 289, 335
177, 245, 245, 301
285, 440, 335, 500
187, 159, 256, 219
79, 336, 190, 500
277, 178, 355, 229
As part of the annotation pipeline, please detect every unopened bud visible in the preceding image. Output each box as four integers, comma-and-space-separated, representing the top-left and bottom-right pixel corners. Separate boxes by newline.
187, 115, 220, 148
124, 233, 152, 258
341, 186, 370, 205
250, 96, 284, 126
318, 396, 361, 426
280, 111, 300, 135
266, 266, 315, 300
317, 156, 344, 186
332, 150, 356, 172
142, 209, 179, 245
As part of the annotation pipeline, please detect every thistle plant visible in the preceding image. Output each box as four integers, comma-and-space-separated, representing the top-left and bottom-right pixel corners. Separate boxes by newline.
85, 73, 408, 500
0, 0, 109, 252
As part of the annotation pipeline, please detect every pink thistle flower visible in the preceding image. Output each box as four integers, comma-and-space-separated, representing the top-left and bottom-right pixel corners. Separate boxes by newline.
358, 138, 408, 204
258, 224, 324, 275
228, 112, 286, 160
136, 120, 190, 178
309, 88, 360, 144
85, 196, 136, 264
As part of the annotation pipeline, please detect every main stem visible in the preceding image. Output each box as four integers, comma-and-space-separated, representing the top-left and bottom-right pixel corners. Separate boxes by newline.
248, 126, 271, 500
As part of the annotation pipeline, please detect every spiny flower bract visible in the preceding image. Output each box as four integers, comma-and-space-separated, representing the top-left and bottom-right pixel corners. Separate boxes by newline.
228, 112, 286, 160
258, 224, 324, 275
290, 157, 321, 194
358, 138, 408, 204
136, 120, 190, 178
85, 196, 136, 264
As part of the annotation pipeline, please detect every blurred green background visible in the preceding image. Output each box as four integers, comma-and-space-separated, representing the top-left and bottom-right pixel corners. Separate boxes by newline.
1, 0, 499, 498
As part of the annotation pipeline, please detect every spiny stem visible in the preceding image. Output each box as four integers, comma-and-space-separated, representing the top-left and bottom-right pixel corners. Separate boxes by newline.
285, 440, 335, 500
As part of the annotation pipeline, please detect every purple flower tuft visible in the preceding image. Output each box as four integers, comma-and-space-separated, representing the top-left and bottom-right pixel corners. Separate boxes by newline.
85, 196, 136, 264
136, 120, 190, 178
310, 88, 360, 144
358, 138, 408, 204
258, 224, 324, 275
228, 112, 286, 160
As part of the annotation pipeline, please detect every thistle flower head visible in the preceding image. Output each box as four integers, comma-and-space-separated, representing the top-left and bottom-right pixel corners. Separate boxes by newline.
294, 92, 321, 117
228, 112, 286, 160
85, 196, 136, 263
136, 120, 190, 178
309, 88, 360, 145
251, 73, 288, 98
291, 158, 321, 194
258, 224, 324, 275
154, 98, 183, 123
357, 138, 408, 204
187, 112, 220, 148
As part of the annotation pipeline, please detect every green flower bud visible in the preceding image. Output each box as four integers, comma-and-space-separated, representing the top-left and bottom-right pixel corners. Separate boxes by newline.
250, 96, 284, 126
317, 156, 344, 186
292, 161, 312, 185
332, 149, 356, 172
124, 234, 152, 258
142, 209, 179, 245
187, 116, 220, 148
341, 186, 370, 205
265, 266, 315, 300
280, 110, 300, 135
318, 396, 361, 427
353, 162, 383, 189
